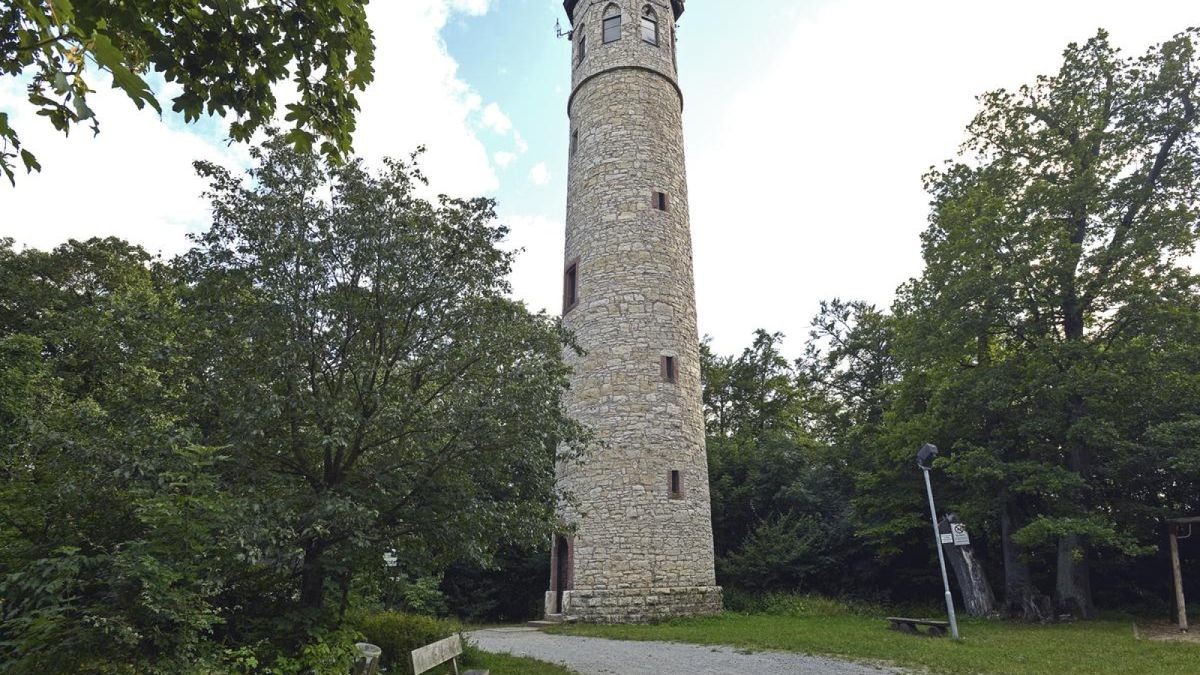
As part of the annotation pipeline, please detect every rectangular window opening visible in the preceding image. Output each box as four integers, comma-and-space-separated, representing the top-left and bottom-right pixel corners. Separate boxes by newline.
578, 35, 586, 64
652, 191, 669, 211
571, 130, 579, 157
641, 17, 658, 45
670, 470, 683, 498
661, 355, 677, 383
603, 16, 621, 43
563, 260, 579, 313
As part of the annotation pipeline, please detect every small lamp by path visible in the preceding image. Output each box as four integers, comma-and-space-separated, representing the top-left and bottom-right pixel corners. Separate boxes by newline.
918, 443, 960, 640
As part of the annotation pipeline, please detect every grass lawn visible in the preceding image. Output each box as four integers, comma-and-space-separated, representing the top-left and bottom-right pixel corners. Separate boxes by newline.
463, 650, 577, 674
548, 597, 1198, 675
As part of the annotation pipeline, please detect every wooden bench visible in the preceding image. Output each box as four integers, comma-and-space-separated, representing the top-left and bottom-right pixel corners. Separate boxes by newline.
887, 616, 950, 637
411, 634, 488, 675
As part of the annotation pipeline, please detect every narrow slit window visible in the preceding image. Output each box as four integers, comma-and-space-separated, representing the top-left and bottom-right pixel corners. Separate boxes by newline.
602, 6, 622, 43
641, 9, 658, 46
578, 32, 586, 64
652, 191, 669, 211
671, 26, 678, 71
571, 130, 579, 157
669, 470, 683, 498
563, 260, 579, 313
661, 355, 677, 383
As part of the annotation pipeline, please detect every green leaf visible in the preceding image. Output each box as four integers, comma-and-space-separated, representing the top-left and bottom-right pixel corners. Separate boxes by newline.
19, 150, 42, 174
89, 31, 161, 114
49, 0, 76, 24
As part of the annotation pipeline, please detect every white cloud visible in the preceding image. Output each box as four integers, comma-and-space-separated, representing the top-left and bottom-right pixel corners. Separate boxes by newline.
514, 131, 530, 154
529, 162, 551, 186
494, 151, 518, 168
351, 0, 501, 197
0, 74, 243, 258
481, 103, 514, 135
446, 0, 492, 14
500, 214, 564, 314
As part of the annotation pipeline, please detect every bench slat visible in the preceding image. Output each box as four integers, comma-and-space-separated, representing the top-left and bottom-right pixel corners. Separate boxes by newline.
412, 635, 464, 675
887, 616, 949, 626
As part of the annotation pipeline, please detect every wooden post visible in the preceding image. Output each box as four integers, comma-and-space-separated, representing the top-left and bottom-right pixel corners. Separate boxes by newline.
1170, 525, 1188, 633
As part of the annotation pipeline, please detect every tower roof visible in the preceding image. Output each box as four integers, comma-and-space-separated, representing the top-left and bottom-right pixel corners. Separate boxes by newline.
563, 0, 684, 23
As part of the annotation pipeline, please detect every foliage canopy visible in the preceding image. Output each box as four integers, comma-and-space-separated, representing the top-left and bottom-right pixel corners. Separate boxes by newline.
0, 0, 374, 184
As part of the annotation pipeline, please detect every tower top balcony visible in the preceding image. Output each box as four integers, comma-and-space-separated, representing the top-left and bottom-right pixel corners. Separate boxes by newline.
564, 0, 684, 24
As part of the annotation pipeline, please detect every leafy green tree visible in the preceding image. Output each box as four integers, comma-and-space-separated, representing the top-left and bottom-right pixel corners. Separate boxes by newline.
912, 28, 1200, 617
180, 136, 583, 626
702, 330, 855, 595
0, 0, 374, 184
0, 239, 234, 673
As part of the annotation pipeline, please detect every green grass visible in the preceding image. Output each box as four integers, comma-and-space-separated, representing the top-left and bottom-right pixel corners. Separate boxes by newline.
547, 596, 1198, 675
463, 650, 577, 674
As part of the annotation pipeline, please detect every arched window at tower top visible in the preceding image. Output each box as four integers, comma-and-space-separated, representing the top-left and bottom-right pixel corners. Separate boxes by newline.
602, 4, 622, 43
641, 7, 659, 46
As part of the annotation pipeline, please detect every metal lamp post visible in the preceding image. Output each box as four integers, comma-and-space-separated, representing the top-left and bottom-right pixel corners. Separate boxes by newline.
918, 443, 960, 640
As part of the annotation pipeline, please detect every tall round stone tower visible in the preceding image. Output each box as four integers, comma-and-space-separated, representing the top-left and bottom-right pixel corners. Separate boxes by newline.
545, 0, 722, 623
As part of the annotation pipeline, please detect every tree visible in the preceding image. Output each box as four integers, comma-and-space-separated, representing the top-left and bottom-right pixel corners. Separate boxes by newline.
914, 28, 1200, 617
180, 136, 583, 627
0, 238, 235, 673
0, 0, 374, 184
702, 330, 855, 596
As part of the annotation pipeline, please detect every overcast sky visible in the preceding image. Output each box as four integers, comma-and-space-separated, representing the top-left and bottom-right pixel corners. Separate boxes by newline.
1, 0, 1196, 357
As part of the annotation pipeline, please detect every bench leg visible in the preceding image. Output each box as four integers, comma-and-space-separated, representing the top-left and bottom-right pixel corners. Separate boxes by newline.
926, 625, 947, 638
891, 622, 917, 634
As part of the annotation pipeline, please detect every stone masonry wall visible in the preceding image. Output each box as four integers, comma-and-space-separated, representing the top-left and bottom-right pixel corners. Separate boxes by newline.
552, 0, 721, 623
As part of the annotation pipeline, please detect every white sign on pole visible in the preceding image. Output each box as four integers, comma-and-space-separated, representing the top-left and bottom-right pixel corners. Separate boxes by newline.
940, 533, 954, 545
951, 523, 971, 547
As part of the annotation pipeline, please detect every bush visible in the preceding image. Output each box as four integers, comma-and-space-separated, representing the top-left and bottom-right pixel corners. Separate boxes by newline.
440, 546, 549, 623
722, 592, 885, 619
349, 611, 461, 674
379, 574, 449, 617
716, 514, 832, 594
760, 593, 875, 617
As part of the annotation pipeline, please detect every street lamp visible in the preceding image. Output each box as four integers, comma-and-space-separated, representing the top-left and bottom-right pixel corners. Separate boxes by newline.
918, 443, 960, 640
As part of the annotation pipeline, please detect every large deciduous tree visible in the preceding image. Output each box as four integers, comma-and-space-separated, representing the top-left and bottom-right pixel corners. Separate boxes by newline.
913, 28, 1200, 617
181, 136, 584, 620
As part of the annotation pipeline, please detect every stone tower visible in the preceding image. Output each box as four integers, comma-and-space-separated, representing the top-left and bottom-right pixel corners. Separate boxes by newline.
545, 0, 722, 623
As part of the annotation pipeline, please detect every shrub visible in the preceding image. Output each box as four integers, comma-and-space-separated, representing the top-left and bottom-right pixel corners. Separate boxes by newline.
721, 587, 768, 613
716, 514, 832, 594
760, 593, 883, 618
349, 611, 461, 674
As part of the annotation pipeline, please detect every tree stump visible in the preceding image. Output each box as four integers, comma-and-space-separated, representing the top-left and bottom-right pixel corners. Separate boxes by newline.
940, 514, 997, 617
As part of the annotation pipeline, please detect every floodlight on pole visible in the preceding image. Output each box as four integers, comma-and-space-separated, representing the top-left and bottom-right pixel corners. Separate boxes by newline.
918, 443, 960, 640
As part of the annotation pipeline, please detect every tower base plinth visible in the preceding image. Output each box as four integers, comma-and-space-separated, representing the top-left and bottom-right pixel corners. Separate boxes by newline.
552, 586, 722, 624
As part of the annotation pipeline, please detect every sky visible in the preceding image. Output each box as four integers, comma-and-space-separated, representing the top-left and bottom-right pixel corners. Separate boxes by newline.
1, 0, 1197, 357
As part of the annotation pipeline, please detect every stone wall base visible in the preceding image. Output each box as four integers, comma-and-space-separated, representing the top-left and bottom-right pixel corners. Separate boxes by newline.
558, 586, 723, 623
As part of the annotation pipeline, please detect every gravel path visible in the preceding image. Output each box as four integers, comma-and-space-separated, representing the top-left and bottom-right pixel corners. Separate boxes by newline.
468, 627, 903, 675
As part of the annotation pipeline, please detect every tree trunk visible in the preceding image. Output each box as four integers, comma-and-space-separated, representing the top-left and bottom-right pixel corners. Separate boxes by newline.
939, 515, 997, 617
1056, 391, 1096, 618
1056, 531, 1095, 619
1055, 295, 1096, 619
1000, 505, 1052, 621
300, 541, 328, 611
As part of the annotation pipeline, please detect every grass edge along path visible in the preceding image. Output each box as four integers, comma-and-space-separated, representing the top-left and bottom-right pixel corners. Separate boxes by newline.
546, 597, 1198, 675
464, 649, 579, 675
